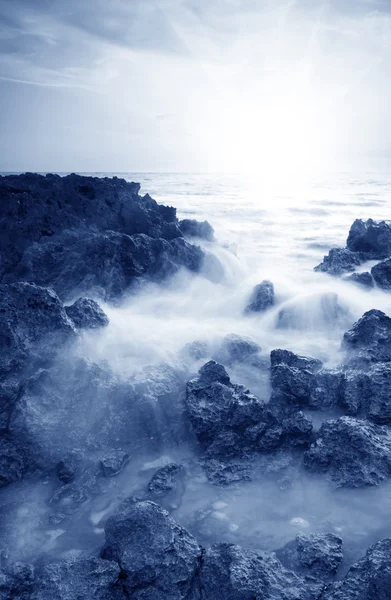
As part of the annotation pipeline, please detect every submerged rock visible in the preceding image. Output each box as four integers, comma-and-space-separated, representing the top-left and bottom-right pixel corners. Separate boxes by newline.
179, 218, 215, 241
314, 248, 362, 276
100, 450, 130, 477
343, 271, 374, 288
304, 416, 391, 487
101, 499, 202, 599
244, 280, 275, 314
65, 298, 109, 329
213, 334, 263, 368
346, 218, 391, 259
148, 462, 184, 497
342, 309, 391, 364
277, 292, 348, 331
277, 533, 343, 581
323, 538, 391, 599
371, 258, 391, 290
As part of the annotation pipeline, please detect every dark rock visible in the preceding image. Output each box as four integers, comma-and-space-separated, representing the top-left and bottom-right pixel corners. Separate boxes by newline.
213, 334, 262, 367
0, 562, 34, 600
346, 218, 391, 259
281, 412, 313, 447
56, 450, 82, 483
179, 218, 215, 241
202, 458, 252, 485
101, 499, 202, 599
342, 309, 391, 364
314, 248, 362, 276
244, 280, 275, 313
0, 437, 26, 487
277, 533, 343, 581
371, 258, 391, 290
343, 364, 391, 424
65, 298, 109, 329
148, 462, 184, 497
323, 538, 391, 599
199, 543, 324, 599
304, 416, 391, 487
33, 557, 121, 600
100, 450, 130, 477
343, 271, 374, 288
270, 349, 322, 412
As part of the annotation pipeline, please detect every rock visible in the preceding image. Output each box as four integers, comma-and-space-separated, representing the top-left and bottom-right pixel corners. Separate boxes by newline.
202, 458, 253, 485
281, 412, 313, 447
65, 298, 109, 329
213, 334, 262, 367
199, 543, 324, 599
0, 562, 34, 600
186, 361, 268, 456
277, 293, 348, 330
371, 258, 391, 290
277, 533, 343, 581
179, 218, 215, 241
100, 450, 130, 477
343, 364, 391, 424
323, 538, 391, 599
314, 248, 362, 276
244, 280, 275, 313
33, 557, 121, 600
148, 462, 184, 497
0, 437, 26, 487
342, 309, 391, 364
303, 416, 391, 487
56, 450, 82, 483
346, 218, 391, 259
343, 271, 374, 288
101, 499, 202, 599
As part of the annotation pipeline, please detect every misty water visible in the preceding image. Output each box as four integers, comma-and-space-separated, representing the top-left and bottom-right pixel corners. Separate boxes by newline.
4, 169, 391, 574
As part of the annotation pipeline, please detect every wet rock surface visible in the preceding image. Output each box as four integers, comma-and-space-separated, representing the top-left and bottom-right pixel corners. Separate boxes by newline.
244, 279, 275, 313
65, 297, 109, 329
346, 218, 391, 259
371, 257, 391, 290
179, 218, 215, 241
314, 248, 362, 276
343, 271, 374, 288
342, 309, 391, 365
277, 533, 343, 581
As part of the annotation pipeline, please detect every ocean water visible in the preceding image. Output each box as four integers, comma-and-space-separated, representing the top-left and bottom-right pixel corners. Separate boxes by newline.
4, 169, 391, 571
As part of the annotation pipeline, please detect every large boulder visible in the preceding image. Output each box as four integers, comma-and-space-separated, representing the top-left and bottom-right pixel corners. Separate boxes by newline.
304, 416, 391, 487
277, 533, 343, 581
342, 309, 391, 365
101, 499, 202, 599
323, 538, 391, 599
314, 248, 362, 276
65, 298, 109, 329
244, 280, 275, 313
198, 543, 324, 599
179, 218, 215, 241
371, 258, 391, 290
346, 218, 391, 259
343, 364, 391, 423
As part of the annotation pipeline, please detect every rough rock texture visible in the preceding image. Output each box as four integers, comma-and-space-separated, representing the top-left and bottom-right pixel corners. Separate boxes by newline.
342, 309, 391, 365
346, 218, 391, 259
343, 364, 391, 423
244, 280, 275, 313
304, 416, 391, 487
343, 271, 374, 288
101, 499, 202, 599
179, 218, 215, 241
0, 174, 212, 301
0, 437, 26, 487
323, 538, 391, 599
371, 258, 391, 290
148, 463, 184, 497
199, 543, 324, 599
277, 533, 343, 581
65, 298, 109, 329
100, 450, 130, 477
314, 248, 362, 276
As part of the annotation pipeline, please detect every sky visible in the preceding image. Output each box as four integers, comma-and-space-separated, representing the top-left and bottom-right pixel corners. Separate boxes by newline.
0, 0, 391, 173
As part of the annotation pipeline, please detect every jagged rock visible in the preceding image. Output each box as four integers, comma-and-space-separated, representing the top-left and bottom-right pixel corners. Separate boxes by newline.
323, 538, 391, 599
244, 280, 275, 313
371, 258, 391, 290
33, 557, 121, 600
199, 543, 324, 599
0, 562, 34, 600
213, 334, 263, 368
202, 458, 252, 485
100, 450, 130, 477
101, 499, 202, 599
346, 218, 391, 259
65, 298, 109, 329
304, 416, 391, 487
56, 450, 82, 483
179, 218, 215, 241
342, 364, 391, 424
0, 437, 26, 487
342, 309, 391, 365
277, 292, 348, 330
314, 248, 362, 276
186, 361, 268, 456
343, 271, 374, 288
281, 412, 313, 447
277, 533, 343, 581
148, 463, 184, 497
8, 230, 205, 302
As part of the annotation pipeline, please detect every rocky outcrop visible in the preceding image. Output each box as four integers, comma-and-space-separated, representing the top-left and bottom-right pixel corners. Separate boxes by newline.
65, 298, 109, 329
342, 309, 391, 365
101, 499, 202, 599
244, 280, 275, 313
314, 248, 362, 276
371, 258, 391, 290
148, 462, 184, 497
304, 416, 391, 487
179, 218, 215, 241
346, 218, 391, 259
277, 533, 343, 581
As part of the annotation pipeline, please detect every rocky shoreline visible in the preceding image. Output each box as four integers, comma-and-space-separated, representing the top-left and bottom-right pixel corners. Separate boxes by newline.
0, 173, 390, 599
